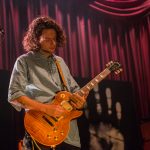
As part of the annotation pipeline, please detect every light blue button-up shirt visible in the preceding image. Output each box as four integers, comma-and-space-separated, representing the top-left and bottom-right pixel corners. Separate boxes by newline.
8, 51, 81, 147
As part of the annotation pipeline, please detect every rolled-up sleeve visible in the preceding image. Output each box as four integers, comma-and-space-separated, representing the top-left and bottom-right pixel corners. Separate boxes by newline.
8, 56, 28, 111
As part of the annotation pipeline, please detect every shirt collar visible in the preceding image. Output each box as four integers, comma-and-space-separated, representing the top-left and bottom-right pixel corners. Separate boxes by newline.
34, 50, 56, 61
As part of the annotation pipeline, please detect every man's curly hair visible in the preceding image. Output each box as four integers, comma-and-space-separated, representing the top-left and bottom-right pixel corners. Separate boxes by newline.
23, 16, 66, 51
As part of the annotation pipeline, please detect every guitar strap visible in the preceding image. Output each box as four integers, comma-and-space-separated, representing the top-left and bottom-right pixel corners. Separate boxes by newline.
54, 57, 69, 91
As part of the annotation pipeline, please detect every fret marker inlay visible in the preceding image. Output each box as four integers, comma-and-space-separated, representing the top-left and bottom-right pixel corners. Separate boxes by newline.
100, 74, 104, 78
95, 79, 98, 82
86, 86, 90, 90
91, 83, 94, 86
81, 90, 85, 94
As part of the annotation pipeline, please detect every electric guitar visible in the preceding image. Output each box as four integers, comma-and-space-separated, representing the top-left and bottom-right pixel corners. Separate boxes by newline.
24, 61, 122, 148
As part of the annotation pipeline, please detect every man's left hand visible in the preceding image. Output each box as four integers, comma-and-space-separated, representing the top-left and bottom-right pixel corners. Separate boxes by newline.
70, 93, 88, 109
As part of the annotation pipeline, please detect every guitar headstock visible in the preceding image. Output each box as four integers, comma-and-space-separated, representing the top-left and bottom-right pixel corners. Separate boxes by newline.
106, 61, 123, 74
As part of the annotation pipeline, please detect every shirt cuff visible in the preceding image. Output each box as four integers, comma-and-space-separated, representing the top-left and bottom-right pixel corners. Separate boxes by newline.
8, 91, 26, 111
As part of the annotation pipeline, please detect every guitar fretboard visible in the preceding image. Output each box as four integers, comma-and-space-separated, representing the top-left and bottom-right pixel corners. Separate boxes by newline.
76, 68, 111, 97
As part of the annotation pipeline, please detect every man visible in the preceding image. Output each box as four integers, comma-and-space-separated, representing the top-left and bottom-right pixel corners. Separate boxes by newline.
8, 16, 88, 150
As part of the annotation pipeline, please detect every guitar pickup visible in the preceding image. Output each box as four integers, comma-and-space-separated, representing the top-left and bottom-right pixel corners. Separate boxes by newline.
42, 116, 54, 126
60, 101, 73, 111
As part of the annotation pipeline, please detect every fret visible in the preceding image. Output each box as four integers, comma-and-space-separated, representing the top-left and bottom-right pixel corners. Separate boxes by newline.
76, 90, 85, 97
92, 79, 98, 85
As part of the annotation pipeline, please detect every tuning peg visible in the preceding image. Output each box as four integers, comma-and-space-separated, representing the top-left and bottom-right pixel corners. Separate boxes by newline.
114, 71, 118, 74
115, 70, 119, 74
110, 60, 113, 64
106, 61, 111, 67
115, 69, 122, 74
120, 68, 123, 72
108, 61, 112, 66
108, 61, 111, 66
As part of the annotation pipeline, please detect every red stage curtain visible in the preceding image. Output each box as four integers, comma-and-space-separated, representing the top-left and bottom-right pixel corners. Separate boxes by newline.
0, 0, 150, 119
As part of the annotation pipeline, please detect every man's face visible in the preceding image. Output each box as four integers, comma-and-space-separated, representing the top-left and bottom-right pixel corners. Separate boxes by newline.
39, 28, 57, 54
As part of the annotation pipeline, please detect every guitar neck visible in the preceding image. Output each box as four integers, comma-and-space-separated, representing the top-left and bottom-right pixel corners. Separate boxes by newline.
76, 68, 111, 97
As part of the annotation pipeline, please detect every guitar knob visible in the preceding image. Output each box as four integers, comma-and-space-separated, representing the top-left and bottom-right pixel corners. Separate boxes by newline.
53, 128, 57, 132
60, 131, 64, 135
47, 133, 52, 139
54, 136, 58, 141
